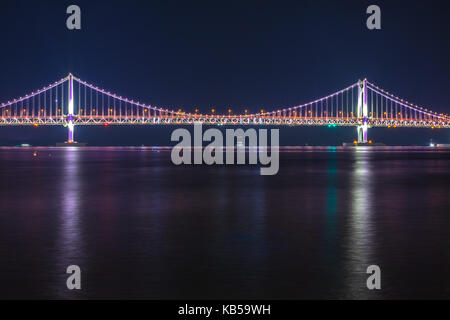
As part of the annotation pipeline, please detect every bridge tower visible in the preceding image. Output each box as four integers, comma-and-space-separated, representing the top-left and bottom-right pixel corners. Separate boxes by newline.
357, 79, 368, 144
67, 73, 75, 143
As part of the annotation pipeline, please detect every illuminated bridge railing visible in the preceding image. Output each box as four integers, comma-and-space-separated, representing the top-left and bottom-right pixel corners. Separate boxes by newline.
1, 116, 448, 128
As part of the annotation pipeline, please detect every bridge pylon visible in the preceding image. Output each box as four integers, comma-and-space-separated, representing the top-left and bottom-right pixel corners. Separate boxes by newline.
67, 73, 75, 143
357, 79, 368, 144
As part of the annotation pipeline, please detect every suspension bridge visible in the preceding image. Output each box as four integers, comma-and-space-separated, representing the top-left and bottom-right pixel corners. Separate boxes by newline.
0, 74, 449, 144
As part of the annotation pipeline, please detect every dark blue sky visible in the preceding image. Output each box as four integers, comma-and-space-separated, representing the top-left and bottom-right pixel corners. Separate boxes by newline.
0, 0, 449, 145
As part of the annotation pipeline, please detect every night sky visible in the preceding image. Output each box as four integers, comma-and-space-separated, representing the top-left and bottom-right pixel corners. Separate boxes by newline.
0, 0, 449, 145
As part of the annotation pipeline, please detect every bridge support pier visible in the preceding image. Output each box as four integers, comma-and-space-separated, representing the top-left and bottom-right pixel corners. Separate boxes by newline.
357, 124, 368, 144
68, 122, 75, 143
357, 79, 369, 144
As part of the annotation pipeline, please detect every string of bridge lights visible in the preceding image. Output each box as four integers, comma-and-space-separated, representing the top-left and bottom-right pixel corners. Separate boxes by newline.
257, 82, 360, 117
73, 75, 362, 117
0, 76, 68, 109
366, 81, 447, 119
72, 75, 169, 115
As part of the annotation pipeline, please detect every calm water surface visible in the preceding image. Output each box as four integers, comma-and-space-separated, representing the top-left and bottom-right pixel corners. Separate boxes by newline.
0, 147, 449, 299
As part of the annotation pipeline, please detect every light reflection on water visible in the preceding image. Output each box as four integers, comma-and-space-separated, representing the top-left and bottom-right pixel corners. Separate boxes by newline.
0, 147, 449, 299
344, 149, 375, 299
57, 148, 83, 298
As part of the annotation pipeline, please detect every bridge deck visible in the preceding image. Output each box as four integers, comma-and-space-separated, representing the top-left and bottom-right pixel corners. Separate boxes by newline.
0, 116, 449, 128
